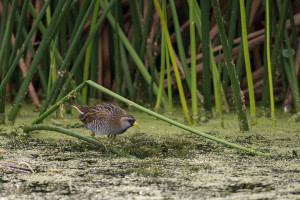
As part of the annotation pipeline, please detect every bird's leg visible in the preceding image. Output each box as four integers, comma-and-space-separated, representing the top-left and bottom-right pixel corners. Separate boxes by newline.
107, 134, 117, 144
91, 132, 108, 152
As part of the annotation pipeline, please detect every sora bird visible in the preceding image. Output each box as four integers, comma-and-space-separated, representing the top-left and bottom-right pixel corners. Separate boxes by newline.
72, 104, 139, 139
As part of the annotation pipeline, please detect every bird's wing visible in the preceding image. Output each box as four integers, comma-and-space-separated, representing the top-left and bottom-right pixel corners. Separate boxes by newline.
97, 104, 126, 116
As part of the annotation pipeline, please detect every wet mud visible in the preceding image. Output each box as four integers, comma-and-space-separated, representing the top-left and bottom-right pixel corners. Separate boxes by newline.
0, 104, 299, 199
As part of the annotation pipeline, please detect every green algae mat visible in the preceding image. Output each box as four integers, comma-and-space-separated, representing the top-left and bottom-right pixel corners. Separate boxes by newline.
0, 104, 299, 199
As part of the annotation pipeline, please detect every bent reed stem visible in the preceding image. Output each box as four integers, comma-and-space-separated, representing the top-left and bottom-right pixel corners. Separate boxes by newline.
23, 124, 132, 158
32, 80, 269, 156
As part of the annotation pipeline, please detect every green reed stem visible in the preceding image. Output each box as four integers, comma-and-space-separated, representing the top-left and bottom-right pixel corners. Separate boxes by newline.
131, 0, 155, 100
0, 0, 19, 121
210, 49, 222, 116
282, 32, 300, 112
166, 45, 173, 113
127, 0, 142, 100
100, 1, 167, 106
18, 25, 47, 95
169, 0, 192, 91
23, 124, 131, 157
1, 0, 27, 111
40, 0, 97, 114
266, 0, 275, 126
9, 0, 29, 66
193, 1, 229, 113
223, 0, 238, 93
154, 22, 166, 112
270, 0, 288, 77
89, 36, 98, 98
120, 42, 134, 99
0, 0, 51, 96
217, 54, 224, 128
86, 80, 269, 156
239, 0, 256, 125
128, 0, 142, 48
287, 1, 298, 51
32, 80, 269, 156
55, 0, 115, 105
45, 2, 57, 86
212, 0, 249, 131
0, 0, 17, 68
28, 2, 63, 67
154, 0, 191, 123
113, 1, 122, 104
154, 0, 168, 111
277, 1, 300, 112
32, 82, 87, 124
8, 0, 72, 123
200, 0, 212, 112
82, 0, 101, 104
0, 0, 8, 48
236, 0, 251, 84
190, 0, 198, 124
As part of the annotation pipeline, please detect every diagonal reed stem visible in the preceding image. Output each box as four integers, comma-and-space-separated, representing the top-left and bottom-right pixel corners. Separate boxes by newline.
32, 80, 269, 156
8, 0, 72, 123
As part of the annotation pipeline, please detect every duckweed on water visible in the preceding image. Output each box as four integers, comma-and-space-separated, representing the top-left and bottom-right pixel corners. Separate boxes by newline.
0, 104, 299, 199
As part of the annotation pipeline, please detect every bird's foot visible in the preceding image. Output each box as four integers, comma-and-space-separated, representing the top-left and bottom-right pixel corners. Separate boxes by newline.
107, 134, 117, 144
93, 136, 108, 152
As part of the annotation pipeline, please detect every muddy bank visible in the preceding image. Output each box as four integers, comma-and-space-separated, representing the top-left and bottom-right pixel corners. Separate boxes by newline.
0, 104, 299, 199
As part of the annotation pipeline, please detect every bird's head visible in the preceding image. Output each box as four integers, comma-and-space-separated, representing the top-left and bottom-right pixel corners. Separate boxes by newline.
120, 114, 139, 131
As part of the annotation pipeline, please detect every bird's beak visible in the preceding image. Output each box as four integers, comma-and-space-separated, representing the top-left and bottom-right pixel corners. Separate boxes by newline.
133, 121, 139, 128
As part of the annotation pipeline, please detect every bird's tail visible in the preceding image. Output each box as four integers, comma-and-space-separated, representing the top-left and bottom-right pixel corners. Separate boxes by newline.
72, 104, 88, 114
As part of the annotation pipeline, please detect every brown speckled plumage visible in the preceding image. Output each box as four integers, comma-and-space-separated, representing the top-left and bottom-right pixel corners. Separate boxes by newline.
73, 104, 138, 136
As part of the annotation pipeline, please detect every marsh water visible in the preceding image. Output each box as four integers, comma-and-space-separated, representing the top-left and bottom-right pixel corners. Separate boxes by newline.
0, 104, 299, 199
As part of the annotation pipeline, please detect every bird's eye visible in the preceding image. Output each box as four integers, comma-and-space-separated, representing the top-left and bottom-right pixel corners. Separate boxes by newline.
128, 119, 135, 124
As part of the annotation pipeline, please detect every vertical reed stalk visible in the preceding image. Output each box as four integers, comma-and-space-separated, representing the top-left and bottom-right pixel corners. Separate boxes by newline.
155, 0, 167, 112
8, 0, 72, 122
169, 0, 192, 91
200, 0, 212, 112
211, 0, 249, 131
113, 1, 122, 104
154, 22, 166, 111
82, 0, 101, 104
266, 0, 275, 126
0, 0, 19, 123
100, 1, 168, 106
153, 0, 191, 123
119, 42, 134, 99
54, 0, 116, 105
282, 31, 300, 112
270, 0, 288, 78
277, 1, 300, 112
190, 0, 198, 124
45, 3, 57, 86
0, 0, 51, 97
40, 0, 95, 114
239, 0, 256, 125
236, 0, 252, 84
222, 0, 238, 93
166, 45, 173, 113
0, 0, 9, 48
